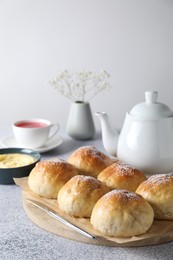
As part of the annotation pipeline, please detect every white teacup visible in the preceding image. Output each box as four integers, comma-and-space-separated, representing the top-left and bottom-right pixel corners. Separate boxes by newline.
12, 119, 60, 149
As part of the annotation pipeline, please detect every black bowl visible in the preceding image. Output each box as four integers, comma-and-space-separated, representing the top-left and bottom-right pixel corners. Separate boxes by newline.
0, 148, 41, 184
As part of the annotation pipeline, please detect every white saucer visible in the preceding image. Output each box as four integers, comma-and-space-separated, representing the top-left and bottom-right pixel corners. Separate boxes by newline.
0, 134, 63, 153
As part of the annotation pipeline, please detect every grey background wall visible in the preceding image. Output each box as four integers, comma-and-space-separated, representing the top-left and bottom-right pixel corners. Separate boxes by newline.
0, 0, 173, 131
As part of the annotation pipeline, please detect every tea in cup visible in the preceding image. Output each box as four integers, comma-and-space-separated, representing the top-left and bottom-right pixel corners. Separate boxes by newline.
12, 119, 60, 149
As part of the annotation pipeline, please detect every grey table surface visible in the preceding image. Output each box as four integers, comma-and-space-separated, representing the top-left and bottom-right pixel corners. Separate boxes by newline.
0, 127, 173, 260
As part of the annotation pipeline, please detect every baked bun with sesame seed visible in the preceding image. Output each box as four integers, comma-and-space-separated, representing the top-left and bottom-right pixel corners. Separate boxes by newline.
28, 158, 78, 199
57, 175, 109, 218
136, 173, 173, 220
67, 146, 113, 178
98, 162, 147, 192
90, 189, 154, 237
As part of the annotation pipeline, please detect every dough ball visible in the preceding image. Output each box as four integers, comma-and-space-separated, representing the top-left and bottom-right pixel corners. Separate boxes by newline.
67, 146, 113, 177
57, 175, 109, 217
28, 158, 78, 198
136, 173, 173, 220
90, 189, 154, 237
98, 162, 147, 192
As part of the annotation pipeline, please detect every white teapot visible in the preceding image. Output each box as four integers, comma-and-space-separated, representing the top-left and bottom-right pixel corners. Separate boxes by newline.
96, 91, 173, 174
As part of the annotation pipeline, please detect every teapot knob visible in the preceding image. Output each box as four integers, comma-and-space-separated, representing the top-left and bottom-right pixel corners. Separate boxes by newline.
145, 91, 158, 104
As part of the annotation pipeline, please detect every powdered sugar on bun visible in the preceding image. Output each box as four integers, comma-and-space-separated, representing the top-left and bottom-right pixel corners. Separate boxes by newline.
90, 189, 154, 237
136, 173, 173, 220
98, 162, 146, 192
102, 189, 143, 202
67, 146, 113, 177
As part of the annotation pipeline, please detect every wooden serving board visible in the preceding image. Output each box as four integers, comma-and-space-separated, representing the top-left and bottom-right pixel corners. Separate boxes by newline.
22, 189, 173, 247
14, 177, 173, 247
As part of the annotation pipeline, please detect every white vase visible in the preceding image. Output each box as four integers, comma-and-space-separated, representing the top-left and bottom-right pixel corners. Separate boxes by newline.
66, 101, 95, 140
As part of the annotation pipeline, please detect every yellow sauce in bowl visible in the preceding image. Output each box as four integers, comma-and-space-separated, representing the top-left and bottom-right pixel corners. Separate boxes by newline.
0, 153, 36, 168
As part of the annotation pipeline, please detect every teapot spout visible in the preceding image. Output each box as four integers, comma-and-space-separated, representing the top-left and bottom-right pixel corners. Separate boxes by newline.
95, 112, 119, 157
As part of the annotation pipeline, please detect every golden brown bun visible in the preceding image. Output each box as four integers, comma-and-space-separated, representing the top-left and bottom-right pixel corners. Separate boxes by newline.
136, 173, 173, 220
90, 189, 154, 237
28, 158, 78, 198
98, 162, 147, 192
67, 146, 113, 178
57, 175, 109, 218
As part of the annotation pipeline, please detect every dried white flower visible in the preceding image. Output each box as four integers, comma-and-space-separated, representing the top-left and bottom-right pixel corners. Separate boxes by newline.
49, 70, 111, 102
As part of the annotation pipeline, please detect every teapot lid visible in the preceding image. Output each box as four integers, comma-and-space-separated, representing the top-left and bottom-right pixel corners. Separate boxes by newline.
130, 91, 173, 119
